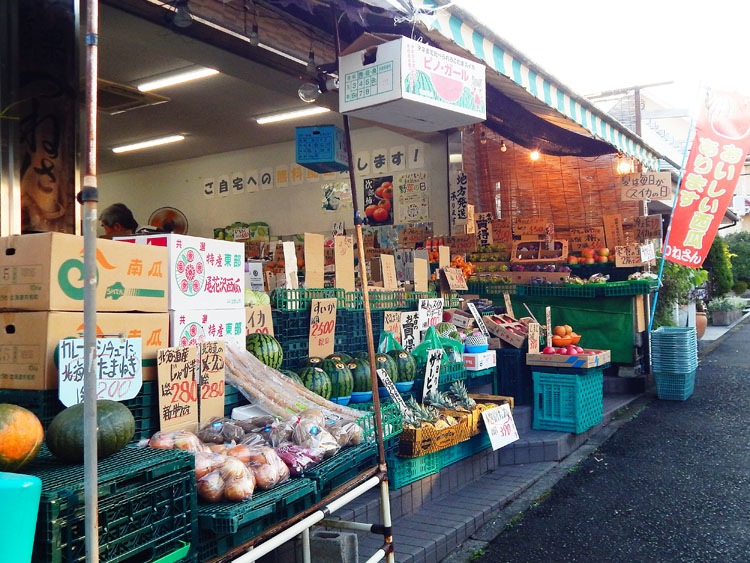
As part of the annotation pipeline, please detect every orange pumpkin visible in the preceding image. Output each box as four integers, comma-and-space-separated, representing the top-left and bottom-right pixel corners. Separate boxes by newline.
0, 404, 44, 471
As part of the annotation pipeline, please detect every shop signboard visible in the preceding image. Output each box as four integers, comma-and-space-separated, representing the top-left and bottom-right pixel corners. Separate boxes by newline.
603, 214, 626, 249
58, 337, 142, 407
665, 91, 750, 267
169, 309, 245, 349
421, 348, 444, 400
620, 171, 672, 201
449, 170, 469, 227
400, 311, 421, 352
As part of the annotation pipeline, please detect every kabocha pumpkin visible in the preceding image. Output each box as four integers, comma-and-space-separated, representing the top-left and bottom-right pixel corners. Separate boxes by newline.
0, 404, 44, 471
46, 400, 135, 463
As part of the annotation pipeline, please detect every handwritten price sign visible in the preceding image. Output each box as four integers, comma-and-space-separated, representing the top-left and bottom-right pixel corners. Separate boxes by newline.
246, 304, 274, 336
157, 346, 198, 432
199, 341, 226, 424
418, 298, 444, 331
58, 337, 143, 408
309, 298, 337, 357
482, 404, 519, 450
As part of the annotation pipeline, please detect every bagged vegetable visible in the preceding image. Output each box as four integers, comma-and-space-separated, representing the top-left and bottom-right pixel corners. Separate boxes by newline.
235, 415, 275, 433
269, 419, 296, 447
148, 430, 202, 454
197, 470, 225, 503
329, 422, 364, 447
377, 331, 404, 354
292, 419, 339, 457
298, 408, 325, 427
276, 445, 323, 476
239, 432, 268, 448
194, 452, 226, 481
249, 448, 290, 490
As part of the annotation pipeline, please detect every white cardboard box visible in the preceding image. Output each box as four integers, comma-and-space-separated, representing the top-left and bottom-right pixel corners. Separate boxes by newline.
116, 234, 245, 311
463, 350, 496, 372
339, 36, 486, 132
169, 309, 245, 349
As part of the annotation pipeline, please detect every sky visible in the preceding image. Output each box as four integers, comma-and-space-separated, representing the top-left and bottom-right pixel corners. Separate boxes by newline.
454, 0, 750, 109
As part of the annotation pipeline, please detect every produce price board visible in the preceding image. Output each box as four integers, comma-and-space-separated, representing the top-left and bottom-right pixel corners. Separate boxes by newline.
422, 348, 444, 399
58, 337, 143, 407
400, 311, 421, 352
245, 304, 274, 336
157, 346, 198, 432
384, 311, 402, 343
309, 298, 337, 357
199, 341, 225, 424
482, 403, 519, 450
417, 298, 444, 331
467, 303, 489, 338
567, 226, 606, 252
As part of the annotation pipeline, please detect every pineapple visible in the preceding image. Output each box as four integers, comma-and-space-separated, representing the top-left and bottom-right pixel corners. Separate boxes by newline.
449, 381, 476, 411
424, 391, 456, 410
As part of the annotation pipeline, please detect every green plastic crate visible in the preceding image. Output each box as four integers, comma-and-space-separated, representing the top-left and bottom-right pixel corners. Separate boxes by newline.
467, 367, 495, 379
601, 279, 657, 296
517, 284, 597, 298
344, 290, 406, 311
654, 370, 695, 401
404, 291, 439, 308
467, 280, 516, 296
532, 369, 603, 434
272, 287, 345, 311
443, 292, 461, 308
303, 442, 378, 497
353, 401, 403, 443
386, 451, 439, 490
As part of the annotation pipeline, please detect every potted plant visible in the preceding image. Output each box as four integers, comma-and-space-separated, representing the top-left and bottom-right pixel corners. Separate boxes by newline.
695, 299, 707, 339
706, 296, 746, 326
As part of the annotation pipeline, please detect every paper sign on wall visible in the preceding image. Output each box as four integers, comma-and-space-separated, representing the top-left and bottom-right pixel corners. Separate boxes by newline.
414, 258, 429, 292
567, 227, 606, 252
335, 236, 356, 292
199, 341, 225, 425
514, 217, 546, 236
394, 249, 414, 282
503, 293, 514, 318
377, 368, 409, 414
418, 298, 444, 331
441, 267, 468, 291
491, 219, 512, 244
640, 242, 656, 263
603, 214, 626, 249
400, 311, 421, 352
305, 233, 325, 289
528, 322, 540, 353
246, 304, 274, 336
282, 241, 299, 289
396, 171, 429, 223
632, 215, 663, 242
482, 404, 519, 450
384, 311, 402, 343
157, 346, 199, 432
466, 204, 475, 233
422, 348, 444, 400
615, 245, 645, 267
380, 254, 398, 289
620, 171, 671, 201
309, 298, 337, 357
467, 303, 489, 338
438, 246, 450, 269
58, 337, 143, 407
246, 261, 265, 291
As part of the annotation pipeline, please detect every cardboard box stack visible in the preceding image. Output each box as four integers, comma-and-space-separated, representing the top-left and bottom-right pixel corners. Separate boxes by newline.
115, 234, 245, 348
0, 232, 170, 390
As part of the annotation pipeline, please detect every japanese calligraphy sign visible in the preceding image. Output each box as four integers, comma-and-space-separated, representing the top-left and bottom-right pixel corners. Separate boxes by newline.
491, 219, 512, 245
399, 226, 433, 248
305, 233, 325, 289
603, 214, 626, 249
422, 348, 445, 400
395, 171, 429, 223
449, 170, 469, 226
567, 227, 606, 252
394, 249, 414, 282
335, 236, 356, 293
157, 346, 198, 432
482, 404, 519, 450
413, 257, 429, 292
545, 307, 552, 344
467, 303, 489, 338
380, 254, 398, 289
615, 245, 646, 267
466, 205, 475, 233
418, 298, 444, 331
363, 175, 394, 225
632, 215, 663, 242
441, 267, 468, 291
245, 304, 274, 336
309, 298, 337, 357
620, 171, 672, 201
513, 217, 546, 236
400, 311, 421, 352
199, 342, 225, 424
58, 337, 142, 407
666, 91, 750, 267
384, 311, 402, 344
443, 234, 477, 254
475, 212, 494, 247
527, 323, 540, 354
377, 368, 409, 415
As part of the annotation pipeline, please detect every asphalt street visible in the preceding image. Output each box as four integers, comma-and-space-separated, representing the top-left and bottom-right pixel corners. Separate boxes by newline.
477, 321, 750, 563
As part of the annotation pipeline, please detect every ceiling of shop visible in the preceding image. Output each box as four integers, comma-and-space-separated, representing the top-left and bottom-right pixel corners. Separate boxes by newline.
96, 4, 344, 174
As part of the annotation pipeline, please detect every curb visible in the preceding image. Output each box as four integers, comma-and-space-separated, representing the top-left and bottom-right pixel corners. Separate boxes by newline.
698, 311, 750, 356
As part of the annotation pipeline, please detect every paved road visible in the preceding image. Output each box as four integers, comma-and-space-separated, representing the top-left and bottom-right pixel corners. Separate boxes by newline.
477, 322, 750, 563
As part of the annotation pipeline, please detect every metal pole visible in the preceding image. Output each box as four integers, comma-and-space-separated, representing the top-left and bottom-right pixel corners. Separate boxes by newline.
379, 478, 395, 563
82, 0, 100, 561
301, 528, 311, 563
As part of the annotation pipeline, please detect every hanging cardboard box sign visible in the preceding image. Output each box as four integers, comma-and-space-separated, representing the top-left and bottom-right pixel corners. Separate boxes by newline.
198, 341, 225, 425
441, 267, 468, 291
394, 249, 414, 282
619, 171, 671, 201
603, 214, 626, 249
438, 246, 451, 269
475, 212, 494, 247
632, 215, 663, 242
466, 205, 476, 234
157, 346, 199, 433
380, 254, 399, 289
170, 309, 246, 349
282, 241, 299, 290
491, 220, 512, 245
245, 304, 274, 336
309, 298, 337, 357
399, 226, 433, 247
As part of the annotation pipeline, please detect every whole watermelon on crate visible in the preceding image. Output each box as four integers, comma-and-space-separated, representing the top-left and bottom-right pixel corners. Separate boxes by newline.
347, 359, 372, 393
387, 350, 416, 382
320, 359, 354, 398
375, 353, 398, 383
297, 367, 331, 400
299, 356, 324, 369
327, 352, 353, 363
279, 369, 304, 386
353, 351, 370, 360
246, 333, 283, 369
435, 322, 456, 338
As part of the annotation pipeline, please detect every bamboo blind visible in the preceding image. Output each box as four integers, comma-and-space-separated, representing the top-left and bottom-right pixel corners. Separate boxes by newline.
463, 125, 640, 234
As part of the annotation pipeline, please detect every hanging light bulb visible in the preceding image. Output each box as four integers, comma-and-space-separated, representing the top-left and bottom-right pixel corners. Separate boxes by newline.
298, 81, 322, 103
306, 50, 317, 75
616, 154, 632, 174
530, 150, 540, 161
480, 131, 487, 145
249, 23, 259, 47
172, 0, 193, 28
500, 140, 507, 152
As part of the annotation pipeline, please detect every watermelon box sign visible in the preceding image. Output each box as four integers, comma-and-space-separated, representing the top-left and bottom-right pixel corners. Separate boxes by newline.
58, 337, 142, 407
115, 234, 244, 311
339, 35, 486, 133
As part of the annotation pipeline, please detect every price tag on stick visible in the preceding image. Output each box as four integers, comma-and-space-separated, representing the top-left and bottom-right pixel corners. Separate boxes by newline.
528, 323, 540, 354
482, 404, 519, 450
157, 346, 199, 432
199, 342, 225, 425
377, 368, 409, 414
421, 348, 444, 400
467, 303, 490, 338
545, 307, 552, 343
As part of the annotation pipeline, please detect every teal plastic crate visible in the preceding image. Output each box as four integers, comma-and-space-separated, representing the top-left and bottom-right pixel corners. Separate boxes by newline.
532, 369, 603, 434
344, 290, 407, 311
352, 402, 403, 443
654, 370, 695, 401
386, 451, 439, 490
303, 442, 378, 497
518, 284, 597, 298
601, 279, 657, 296
295, 125, 348, 173
271, 288, 345, 311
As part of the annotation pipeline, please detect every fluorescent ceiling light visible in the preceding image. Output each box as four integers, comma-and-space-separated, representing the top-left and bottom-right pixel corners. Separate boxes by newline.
112, 135, 185, 153
256, 106, 330, 125
449, 153, 463, 164
137, 67, 219, 92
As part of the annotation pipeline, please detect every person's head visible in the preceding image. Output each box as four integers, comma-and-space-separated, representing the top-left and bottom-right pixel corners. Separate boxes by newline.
100, 203, 138, 237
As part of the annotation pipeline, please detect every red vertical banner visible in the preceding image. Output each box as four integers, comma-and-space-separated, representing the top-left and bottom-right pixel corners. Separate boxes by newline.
665, 91, 750, 267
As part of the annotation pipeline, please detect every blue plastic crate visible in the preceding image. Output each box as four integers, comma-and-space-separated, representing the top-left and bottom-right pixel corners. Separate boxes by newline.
295, 125, 348, 173
532, 369, 603, 434
654, 370, 695, 401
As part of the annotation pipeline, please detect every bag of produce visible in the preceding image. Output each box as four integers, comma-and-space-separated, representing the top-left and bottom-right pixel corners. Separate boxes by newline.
293, 419, 339, 457
194, 452, 226, 481
377, 331, 404, 354
275, 445, 323, 476
269, 419, 296, 447
246, 447, 290, 490
328, 421, 364, 447
198, 463, 256, 503
148, 430, 202, 453
235, 415, 275, 433
239, 432, 269, 447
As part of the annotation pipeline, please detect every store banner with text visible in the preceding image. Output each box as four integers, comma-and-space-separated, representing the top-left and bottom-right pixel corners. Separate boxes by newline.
666, 91, 750, 267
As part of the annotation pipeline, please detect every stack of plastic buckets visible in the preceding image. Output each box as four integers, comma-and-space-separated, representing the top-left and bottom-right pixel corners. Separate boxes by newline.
650, 327, 698, 400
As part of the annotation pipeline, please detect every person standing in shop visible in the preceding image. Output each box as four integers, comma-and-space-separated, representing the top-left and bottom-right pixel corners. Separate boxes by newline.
100, 203, 162, 238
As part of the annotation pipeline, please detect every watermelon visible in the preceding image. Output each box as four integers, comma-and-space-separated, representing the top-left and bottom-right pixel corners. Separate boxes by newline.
297, 366, 331, 399
353, 351, 370, 360
246, 333, 283, 369
299, 356, 324, 369
347, 359, 372, 393
320, 359, 354, 398
280, 369, 303, 386
374, 353, 398, 383
387, 350, 416, 382
435, 322, 456, 338
327, 352, 353, 363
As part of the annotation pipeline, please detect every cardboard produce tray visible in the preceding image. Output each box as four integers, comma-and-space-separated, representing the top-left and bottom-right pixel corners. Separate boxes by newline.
526, 349, 611, 369
398, 414, 471, 458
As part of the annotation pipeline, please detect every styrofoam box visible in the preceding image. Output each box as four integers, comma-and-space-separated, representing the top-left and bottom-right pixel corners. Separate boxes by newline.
169, 309, 245, 349
464, 350, 497, 371
116, 234, 244, 311
339, 36, 486, 132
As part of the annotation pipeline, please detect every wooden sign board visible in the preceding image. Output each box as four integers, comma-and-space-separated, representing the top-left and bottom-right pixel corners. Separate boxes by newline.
620, 171, 671, 201
399, 226, 433, 248
400, 311, 421, 352
491, 219, 512, 245
475, 212, 494, 247
384, 311, 402, 343
157, 346, 199, 432
309, 298, 337, 357
567, 227, 606, 252
380, 253, 398, 289
421, 348, 444, 400
603, 214, 626, 249
503, 293, 514, 318
246, 304, 274, 336
467, 303, 489, 338
527, 322, 540, 354
514, 217, 546, 236
413, 257, 429, 292
304, 233, 325, 289
443, 234, 477, 254
632, 215, 663, 242
282, 241, 299, 289
377, 368, 409, 414
335, 235, 356, 292
615, 244, 646, 267
199, 341, 225, 425
441, 267, 468, 291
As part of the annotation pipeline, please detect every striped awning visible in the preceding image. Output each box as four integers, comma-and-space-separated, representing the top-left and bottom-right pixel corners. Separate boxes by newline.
412, 0, 665, 170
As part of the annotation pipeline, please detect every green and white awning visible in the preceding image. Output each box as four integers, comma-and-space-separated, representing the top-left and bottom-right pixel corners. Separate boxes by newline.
413, 0, 663, 170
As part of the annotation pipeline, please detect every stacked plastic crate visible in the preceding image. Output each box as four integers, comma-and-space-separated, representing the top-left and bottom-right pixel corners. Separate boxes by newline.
650, 327, 698, 400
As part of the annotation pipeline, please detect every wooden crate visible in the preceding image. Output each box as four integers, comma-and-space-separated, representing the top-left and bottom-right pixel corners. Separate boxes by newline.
525, 349, 611, 369
399, 415, 471, 458
484, 314, 527, 348
510, 240, 568, 264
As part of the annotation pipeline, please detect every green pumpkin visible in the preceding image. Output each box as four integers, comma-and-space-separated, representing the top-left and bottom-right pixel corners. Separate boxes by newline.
46, 400, 135, 463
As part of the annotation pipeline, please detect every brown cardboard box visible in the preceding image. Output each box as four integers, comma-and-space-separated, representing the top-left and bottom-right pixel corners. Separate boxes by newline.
0, 233, 168, 312
0, 311, 169, 389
